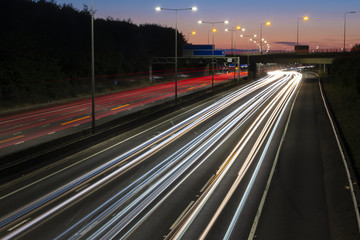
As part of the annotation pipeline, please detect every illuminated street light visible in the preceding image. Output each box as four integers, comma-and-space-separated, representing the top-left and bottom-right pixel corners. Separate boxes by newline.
260, 21, 271, 53
297, 16, 309, 45
225, 25, 245, 55
240, 34, 258, 48
344, 11, 356, 52
91, 0, 95, 133
198, 19, 229, 87
186, 31, 196, 42
155, 6, 197, 102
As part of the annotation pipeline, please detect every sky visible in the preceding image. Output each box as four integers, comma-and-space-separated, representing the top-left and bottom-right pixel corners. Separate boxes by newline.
55, 0, 360, 50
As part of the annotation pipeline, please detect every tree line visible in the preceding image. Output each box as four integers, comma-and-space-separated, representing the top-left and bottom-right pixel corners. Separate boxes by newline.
0, 0, 186, 108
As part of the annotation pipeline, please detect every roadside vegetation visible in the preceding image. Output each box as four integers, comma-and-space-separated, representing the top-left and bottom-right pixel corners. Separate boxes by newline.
324, 49, 360, 177
0, 0, 187, 109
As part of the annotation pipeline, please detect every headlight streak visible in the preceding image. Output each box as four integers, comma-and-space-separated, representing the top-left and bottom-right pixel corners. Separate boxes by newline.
218, 74, 301, 240
88, 74, 291, 240
167, 72, 302, 240
0, 72, 299, 240
0, 74, 277, 238
64, 74, 287, 239
223, 73, 302, 240
118, 79, 293, 240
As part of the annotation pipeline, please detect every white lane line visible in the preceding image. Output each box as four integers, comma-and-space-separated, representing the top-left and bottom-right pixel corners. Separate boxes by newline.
7, 218, 31, 232
0, 100, 212, 200
316, 73, 360, 232
200, 174, 215, 193
247, 78, 302, 240
170, 201, 195, 230
13, 132, 22, 136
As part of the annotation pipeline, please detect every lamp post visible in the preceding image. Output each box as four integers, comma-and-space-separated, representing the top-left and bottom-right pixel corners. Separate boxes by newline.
225, 26, 245, 55
198, 20, 229, 87
240, 34, 257, 65
297, 16, 309, 46
156, 6, 197, 102
260, 21, 271, 53
91, 0, 95, 134
344, 11, 356, 52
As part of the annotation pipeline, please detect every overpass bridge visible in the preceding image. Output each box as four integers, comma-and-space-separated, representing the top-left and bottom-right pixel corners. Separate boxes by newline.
226, 50, 353, 64
225, 50, 356, 79
152, 49, 357, 81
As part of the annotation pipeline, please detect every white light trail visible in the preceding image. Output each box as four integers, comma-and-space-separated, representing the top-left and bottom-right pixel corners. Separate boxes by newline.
0, 71, 302, 240
168, 71, 302, 240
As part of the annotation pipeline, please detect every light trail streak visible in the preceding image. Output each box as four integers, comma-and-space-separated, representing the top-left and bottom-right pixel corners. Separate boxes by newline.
73, 73, 293, 239
0, 71, 299, 240
56, 74, 282, 238
167, 71, 302, 240
0, 74, 272, 235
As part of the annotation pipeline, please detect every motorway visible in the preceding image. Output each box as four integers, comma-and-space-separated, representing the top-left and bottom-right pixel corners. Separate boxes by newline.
0, 72, 242, 157
0, 71, 301, 239
0, 71, 357, 239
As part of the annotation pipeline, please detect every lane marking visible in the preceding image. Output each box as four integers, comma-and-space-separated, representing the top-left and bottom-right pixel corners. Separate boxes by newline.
0, 135, 24, 144
316, 73, 360, 232
111, 104, 130, 111
200, 174, 215, 193
248, 76, 303, 240
7, 218, 31, 232
61, 116, 90, 125
170, 201, 194, 230
0, 97, 216, 201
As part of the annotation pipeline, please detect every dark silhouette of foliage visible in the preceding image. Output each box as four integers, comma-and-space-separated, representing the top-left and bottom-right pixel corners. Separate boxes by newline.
331, 54, 360, 94
351, 44, 360, 52
0, 0, 186, 107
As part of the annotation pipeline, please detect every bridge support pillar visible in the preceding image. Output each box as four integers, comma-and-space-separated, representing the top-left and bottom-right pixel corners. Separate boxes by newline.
248, 63, 257, 80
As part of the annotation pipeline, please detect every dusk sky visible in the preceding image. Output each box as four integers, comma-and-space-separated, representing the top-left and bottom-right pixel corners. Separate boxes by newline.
56, 0, 360, 50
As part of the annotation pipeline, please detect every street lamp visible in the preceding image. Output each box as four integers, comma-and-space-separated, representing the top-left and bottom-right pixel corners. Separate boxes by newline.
260, 21, 271, 53
156, 6, 197, 102
225, 26, 245, 55
297, 16, 309, 46
198, 20, 229, 87
344, 11, 356, 52
186, 31, 196, 42
91, 0, 95, 133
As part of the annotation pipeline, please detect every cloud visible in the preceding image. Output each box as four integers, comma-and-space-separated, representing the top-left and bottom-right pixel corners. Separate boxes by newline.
274, 41, 296, 46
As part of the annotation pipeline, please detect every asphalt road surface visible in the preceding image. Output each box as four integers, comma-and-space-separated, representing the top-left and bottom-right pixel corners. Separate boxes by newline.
0, 72, 241, 156
251, 74, 359, 240
0, 71, 358, 240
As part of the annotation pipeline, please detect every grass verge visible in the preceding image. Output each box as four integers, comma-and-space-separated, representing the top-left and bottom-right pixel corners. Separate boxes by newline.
323, 80, 360, 179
